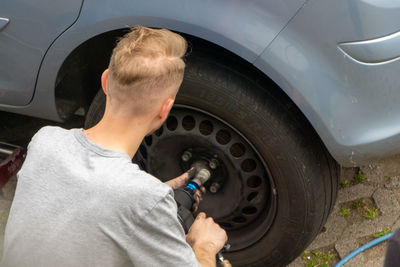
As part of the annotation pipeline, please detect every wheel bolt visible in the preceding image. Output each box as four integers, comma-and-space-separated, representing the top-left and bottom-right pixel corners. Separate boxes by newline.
209, 182, 221, 193
181, 151, 192, 162
209, 159, 218, 169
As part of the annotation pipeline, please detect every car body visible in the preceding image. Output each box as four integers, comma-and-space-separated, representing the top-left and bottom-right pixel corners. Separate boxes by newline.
1, 0, 400, 166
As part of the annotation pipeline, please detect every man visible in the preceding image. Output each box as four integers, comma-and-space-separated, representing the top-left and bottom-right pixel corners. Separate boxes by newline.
2, 26, 227, 267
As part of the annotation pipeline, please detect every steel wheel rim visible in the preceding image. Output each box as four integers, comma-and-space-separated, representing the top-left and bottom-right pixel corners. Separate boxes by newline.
135, 105, 278, 251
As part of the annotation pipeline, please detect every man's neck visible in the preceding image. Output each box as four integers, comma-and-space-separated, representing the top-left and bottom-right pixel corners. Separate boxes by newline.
83, 115, 149, 159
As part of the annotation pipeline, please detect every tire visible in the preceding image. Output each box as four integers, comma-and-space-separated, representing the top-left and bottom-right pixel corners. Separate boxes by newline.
85, 55, 339, 267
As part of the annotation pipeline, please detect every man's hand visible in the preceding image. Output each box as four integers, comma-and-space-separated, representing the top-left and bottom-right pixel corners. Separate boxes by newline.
164, 168, 196, 189
165, 168, 205, 211
186, 212, 228, 267
186, 212, 227, 254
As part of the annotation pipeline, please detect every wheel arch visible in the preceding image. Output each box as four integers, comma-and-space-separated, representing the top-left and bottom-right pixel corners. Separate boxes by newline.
19, 11, 334, 167
55, 26, 318, 141
55, 27, 282, 111
54, 23, 332, 156
34, 16, 262, 121
53, 21, 264, 120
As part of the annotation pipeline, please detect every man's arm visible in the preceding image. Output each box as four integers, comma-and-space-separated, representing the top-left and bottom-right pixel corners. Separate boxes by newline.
192, 243, 219, 267
124, 192, 201, 267
164, 171, 227, 267
124, 191, 227, 267
186, 213, 228, 267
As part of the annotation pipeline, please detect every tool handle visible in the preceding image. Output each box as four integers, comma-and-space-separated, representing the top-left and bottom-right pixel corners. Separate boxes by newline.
174, 187, 196, 234
217, 259, 232, 267
216, 244, 231, 266
174, 187, 196, 211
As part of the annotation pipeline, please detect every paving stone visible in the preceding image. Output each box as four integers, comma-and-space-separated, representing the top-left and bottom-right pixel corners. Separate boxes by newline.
286, 256, 303, 267
338, 184, 375, 204
391, 188, 400, 207
0, 200, 12, 234
340, 167, 358, 182
341, 216, 396, 241
373, 188, 400, 216
1, 175, 17, 200
308, 211, 348, 250
0, 200, 12, 212
360, 164, 384, 184
364, 256, 384, 267
385, 176, 400, 189
335, 239, 365, 267
363, 239, 388, 263
391, 216, 400, 231
346, 254, 365, 267
0, 209, 9, 230
0, 232, 4, 261
335, 239, 360, 259
378, 154, 400, 178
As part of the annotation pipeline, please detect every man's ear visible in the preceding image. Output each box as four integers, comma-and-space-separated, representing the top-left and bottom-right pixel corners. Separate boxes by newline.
159, 97, 175, 122
101, 69, 109, 95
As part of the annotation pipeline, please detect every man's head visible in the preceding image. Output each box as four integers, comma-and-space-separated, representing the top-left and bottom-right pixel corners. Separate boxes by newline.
101, 26, 187, 131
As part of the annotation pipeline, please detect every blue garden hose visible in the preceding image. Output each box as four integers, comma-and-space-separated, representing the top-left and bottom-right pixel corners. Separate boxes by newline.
334, 232, 394, 267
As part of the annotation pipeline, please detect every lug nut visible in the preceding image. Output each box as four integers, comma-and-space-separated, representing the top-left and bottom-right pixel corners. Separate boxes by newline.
209, 159, 218, 169
193, 168, 212, 185
181, 151, 192, 162
209, 182, 221, 193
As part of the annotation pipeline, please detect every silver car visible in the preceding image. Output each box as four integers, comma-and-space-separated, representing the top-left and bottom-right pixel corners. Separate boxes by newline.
1, 0, 399, 266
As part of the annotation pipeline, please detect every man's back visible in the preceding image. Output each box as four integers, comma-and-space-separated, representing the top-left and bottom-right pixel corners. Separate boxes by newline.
1, 126, 198, 267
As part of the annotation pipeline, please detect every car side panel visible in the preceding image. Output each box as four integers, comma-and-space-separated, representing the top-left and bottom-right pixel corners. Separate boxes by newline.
72, 0, 306, 63
0, 0, 83, 106
3, 0, 400, 165
0, 0, 305, 117
254, 0, 400, 165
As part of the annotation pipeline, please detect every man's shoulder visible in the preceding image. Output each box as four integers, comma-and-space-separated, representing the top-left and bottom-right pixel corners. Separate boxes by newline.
30, 126, 71, 146
35, 125, 69, 136
112, 167, 174, 217
23, 126, 72, 160
122, 168, 172, 199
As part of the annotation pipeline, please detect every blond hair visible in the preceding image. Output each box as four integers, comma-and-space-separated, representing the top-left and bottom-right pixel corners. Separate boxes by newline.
107, 26, 187, 115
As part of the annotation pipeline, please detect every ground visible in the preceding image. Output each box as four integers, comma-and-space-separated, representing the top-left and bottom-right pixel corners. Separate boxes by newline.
288, 154, 400, 267
0, 111, 399, 266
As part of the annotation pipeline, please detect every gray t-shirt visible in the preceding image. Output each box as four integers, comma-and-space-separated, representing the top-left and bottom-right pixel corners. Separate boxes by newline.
1, 126, 200, 267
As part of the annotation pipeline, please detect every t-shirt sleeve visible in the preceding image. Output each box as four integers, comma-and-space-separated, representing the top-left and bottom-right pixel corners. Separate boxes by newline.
126, 191, 201, 267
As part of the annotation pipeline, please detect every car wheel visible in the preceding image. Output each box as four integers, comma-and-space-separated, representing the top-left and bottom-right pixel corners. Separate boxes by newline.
85, 55, 339, 267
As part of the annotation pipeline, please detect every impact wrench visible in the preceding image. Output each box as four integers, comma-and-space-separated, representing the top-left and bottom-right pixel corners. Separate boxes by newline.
174, 164, 232, 267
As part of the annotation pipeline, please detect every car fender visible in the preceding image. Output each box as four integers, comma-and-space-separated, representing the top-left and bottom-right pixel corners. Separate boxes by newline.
0, 0, 305, 120
254, 0, 400, 165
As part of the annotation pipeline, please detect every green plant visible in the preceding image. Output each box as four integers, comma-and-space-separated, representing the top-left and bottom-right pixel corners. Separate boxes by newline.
354, 170, 366, 183
302, 250, 334, 267
340, 180, 350, 187
363, 206, 379, 219
374, 228, 391, 238
352, 199, 363, 210
340, 208, 350, 217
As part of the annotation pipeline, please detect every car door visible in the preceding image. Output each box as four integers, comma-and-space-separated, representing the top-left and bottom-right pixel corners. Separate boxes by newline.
0, 0, 83, 106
